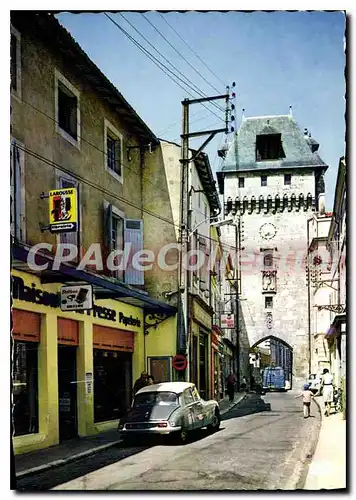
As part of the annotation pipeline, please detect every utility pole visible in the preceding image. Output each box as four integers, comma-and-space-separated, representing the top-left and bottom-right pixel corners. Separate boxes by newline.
178, 88, 235, 383
179, 99, 190, 381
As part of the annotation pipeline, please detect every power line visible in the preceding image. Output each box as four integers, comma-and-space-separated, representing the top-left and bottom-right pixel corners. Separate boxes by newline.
120, 12, 223, 115
104, 13, 225, 124
156, 110, 210, 136
19, 96, 179, 201
15, 143, 241, 253
141, 12, 224, 112
158, 12, 226, 88
17, 143, 179, 228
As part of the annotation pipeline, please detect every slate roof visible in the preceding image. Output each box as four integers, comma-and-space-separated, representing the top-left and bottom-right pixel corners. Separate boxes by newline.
217, 115, 328, 193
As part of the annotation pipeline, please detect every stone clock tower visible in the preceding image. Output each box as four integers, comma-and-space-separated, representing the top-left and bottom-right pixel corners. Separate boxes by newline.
217, 114, 328, 385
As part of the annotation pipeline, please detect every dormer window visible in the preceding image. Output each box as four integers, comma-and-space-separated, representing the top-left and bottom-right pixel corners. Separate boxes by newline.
256, 134, 285, 161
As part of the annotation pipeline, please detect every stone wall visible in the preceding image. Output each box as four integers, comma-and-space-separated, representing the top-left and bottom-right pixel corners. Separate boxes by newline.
221, 170, 317, 385
11, 27, 143, 255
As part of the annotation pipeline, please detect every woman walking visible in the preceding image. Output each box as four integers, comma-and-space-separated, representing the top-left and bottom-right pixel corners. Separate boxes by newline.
320, 368, 334, 417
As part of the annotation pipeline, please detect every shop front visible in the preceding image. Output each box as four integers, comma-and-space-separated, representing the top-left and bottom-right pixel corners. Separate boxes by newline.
211, 325, 223, 402
11, 263, 177, 455
190, 299, 213, 400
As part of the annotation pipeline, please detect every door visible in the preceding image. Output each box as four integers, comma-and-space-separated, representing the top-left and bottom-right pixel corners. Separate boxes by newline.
58, 345, 77, 440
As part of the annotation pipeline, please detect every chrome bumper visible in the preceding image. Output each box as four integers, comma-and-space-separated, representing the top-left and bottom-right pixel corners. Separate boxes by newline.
120, 424, 182, 435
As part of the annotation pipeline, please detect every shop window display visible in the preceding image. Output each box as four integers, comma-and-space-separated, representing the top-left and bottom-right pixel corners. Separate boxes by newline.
94, 350, 132, 422
12, 341, 39, 436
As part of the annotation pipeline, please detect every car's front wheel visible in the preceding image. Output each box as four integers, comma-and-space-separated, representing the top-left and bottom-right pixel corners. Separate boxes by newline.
207, 410, 221, 432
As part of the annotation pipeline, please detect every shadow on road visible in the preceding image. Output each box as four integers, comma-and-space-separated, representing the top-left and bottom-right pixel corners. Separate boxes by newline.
222, 393, 271, 421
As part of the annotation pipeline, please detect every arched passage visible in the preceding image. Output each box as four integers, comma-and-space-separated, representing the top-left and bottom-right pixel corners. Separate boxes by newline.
249, 335, 294, 390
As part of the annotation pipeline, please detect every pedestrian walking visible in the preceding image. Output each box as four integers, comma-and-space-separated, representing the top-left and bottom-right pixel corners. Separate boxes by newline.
133, 371, 149, 395
241, 376, 248, 392
295, 384, 314, 418
226, 372, 236, 403
147, 375, 155, 385
318, 368, 334, 417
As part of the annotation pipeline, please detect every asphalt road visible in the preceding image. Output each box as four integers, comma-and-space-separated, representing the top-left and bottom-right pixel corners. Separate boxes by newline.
17, 391, 320, 491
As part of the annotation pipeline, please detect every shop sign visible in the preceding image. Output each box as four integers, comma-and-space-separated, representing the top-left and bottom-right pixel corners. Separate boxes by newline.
193, 301, 212, 329
12, 276, 141, 327
60, 284, 93, 311
49, 187, 78, 233
221, 314, 235, 329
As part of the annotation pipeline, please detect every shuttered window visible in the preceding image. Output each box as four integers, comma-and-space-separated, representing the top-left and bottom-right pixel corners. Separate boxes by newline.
103, 205, 143, 284
10, 140, 25, 242
104, 204, 124, 280
124, 219, 144, 285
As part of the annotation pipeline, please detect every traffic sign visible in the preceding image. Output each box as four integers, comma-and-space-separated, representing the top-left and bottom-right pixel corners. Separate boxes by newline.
60, 284, 93, 311
172, 354, 187, 371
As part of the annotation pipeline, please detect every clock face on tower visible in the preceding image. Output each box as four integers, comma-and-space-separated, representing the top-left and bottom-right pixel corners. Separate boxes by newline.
259, 222, 277, 240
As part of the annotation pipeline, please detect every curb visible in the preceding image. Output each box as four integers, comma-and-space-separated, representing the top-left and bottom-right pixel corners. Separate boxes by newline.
17, 394, 248, 479
284, 397, 322, 490
219, 392, 247, 416
16, 439, 123, 479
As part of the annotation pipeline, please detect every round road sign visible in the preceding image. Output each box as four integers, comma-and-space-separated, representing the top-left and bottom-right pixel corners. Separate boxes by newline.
172, 354, 187, 371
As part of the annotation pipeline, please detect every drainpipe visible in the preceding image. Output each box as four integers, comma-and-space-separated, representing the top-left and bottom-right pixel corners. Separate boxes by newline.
140, 145, 146, 370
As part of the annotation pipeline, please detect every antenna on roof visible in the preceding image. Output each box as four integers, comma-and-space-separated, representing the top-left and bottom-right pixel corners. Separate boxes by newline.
289, 105, 293, 117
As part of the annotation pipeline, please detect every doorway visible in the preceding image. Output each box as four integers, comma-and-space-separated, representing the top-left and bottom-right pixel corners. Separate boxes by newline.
58, 345, 77, 440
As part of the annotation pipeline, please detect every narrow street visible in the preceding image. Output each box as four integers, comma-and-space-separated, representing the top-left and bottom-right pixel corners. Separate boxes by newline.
17, 392, 320, 491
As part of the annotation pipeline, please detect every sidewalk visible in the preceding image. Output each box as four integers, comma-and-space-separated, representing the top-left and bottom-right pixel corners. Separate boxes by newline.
303, 396, 346, 490
15, 392, 246, 479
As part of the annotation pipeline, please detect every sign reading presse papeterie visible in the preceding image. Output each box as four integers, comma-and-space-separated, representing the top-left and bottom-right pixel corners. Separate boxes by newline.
60, 284, 93, 311
49, 187, 78, 233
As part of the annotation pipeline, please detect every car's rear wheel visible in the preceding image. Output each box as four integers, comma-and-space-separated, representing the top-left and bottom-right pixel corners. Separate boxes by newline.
179, 428, 189, 443
207, 410, 221, 432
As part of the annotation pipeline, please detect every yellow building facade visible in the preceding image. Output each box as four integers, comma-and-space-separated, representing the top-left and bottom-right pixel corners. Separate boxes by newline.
12, 269, 148, 455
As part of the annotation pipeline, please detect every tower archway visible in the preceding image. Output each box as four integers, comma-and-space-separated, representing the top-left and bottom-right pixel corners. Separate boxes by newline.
250, 335, 294, 389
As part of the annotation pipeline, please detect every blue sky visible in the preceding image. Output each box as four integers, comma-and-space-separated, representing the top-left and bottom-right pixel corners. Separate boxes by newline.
57, 11, 345, 209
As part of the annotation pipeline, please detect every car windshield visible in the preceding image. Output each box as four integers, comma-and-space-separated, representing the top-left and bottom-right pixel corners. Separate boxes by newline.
134, 391, 179, 406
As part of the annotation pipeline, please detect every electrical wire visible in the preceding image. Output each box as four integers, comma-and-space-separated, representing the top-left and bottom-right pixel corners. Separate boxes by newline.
17, 143, 178, 228
104, 13, 226, 125
141, 12, 224, 110
120, 12, 223, 115
158, 12, 226, 88
19, 96, 179, 200
14, 142, 242, 254
16, 138, 312, 260
156, 110, 212, 136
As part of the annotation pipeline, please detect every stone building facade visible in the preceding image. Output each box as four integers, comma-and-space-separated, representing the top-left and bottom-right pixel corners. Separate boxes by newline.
10, 12, 175, 455
217, 114, 328, 385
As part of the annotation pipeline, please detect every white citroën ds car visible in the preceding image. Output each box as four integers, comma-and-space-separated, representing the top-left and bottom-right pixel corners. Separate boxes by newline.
119, 382, 221, 444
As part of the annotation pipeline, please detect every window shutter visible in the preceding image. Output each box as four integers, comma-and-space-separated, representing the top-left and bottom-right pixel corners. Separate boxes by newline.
124, 219, 144, 285
11, 141, 24, 241
103, 204, 113, 276
115, 139, 122, 176
104, 204, 113, 252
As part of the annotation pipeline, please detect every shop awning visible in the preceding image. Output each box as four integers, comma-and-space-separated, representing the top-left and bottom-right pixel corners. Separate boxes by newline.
12, 242, 176, 315
325, 313, 347, 338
